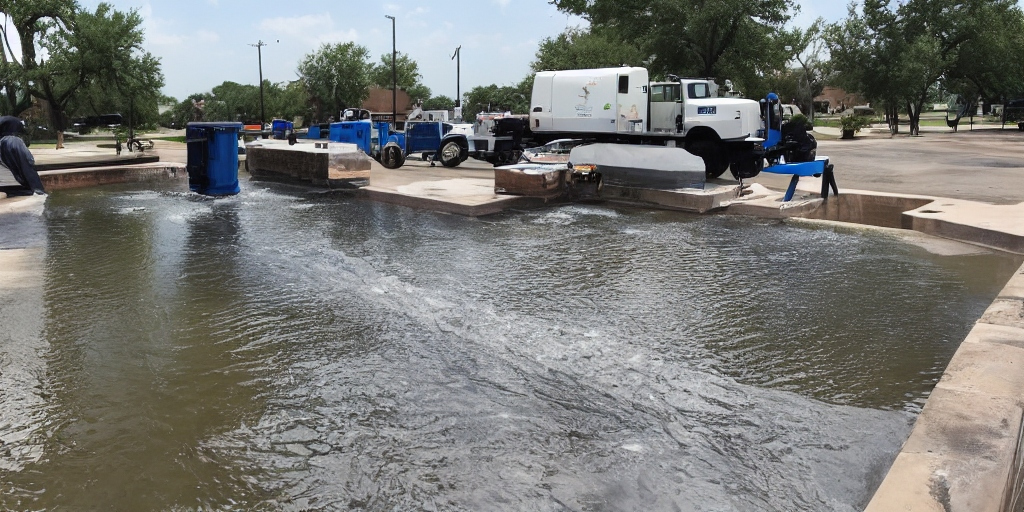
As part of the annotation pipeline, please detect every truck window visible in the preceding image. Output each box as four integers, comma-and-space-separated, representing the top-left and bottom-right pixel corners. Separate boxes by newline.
650, 84, 681, 102
651, 85, 664, 102
619, 75, 629, 94
688, 83, 711, 99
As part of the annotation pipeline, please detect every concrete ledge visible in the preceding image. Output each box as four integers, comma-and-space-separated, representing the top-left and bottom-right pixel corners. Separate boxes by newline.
40, 163, 186, 191
866, 264, 1024, 512
360, 180, 542, 217
601, 182, 740, 213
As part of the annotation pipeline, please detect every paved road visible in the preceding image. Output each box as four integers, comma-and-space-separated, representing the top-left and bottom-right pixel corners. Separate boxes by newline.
751, 129, 1024, 205
10, 128, 1024, 205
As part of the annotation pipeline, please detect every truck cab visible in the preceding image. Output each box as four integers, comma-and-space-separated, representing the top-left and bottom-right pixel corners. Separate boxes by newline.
649, 78, 762, 143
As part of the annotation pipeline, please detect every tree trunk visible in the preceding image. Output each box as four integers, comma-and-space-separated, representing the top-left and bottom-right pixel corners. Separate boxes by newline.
906, 101, 920, 136
887, 105, 900, 136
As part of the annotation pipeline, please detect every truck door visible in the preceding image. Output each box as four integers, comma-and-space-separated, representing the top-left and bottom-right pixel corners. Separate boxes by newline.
530, 73, 554, 131
649, 83, 681, 132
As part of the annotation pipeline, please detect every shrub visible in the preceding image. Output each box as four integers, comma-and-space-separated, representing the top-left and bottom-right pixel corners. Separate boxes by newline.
839, 115, 871, 133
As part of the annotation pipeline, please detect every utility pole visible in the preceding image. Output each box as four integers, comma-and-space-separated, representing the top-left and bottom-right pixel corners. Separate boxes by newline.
385, 15, 397, 126
249, 40, 268, 128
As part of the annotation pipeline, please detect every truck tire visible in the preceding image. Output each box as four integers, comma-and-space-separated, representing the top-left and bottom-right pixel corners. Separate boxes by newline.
730, 154, 764, 180
686, 138, 729, 179
703, 153, 730, 179
439, 140, 467, 167
380, 142, 405, 169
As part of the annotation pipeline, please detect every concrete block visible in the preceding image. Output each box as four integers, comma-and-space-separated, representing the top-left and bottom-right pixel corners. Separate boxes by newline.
494, 166, 566, 199
246, 143, 370, 187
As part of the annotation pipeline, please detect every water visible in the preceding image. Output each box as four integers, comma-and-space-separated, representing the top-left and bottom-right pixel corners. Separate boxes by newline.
0, 181, 1019, 511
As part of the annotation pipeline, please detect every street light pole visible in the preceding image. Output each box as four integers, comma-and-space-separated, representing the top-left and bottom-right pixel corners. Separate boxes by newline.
385, 15, 396, 126
451, 46, 461, 109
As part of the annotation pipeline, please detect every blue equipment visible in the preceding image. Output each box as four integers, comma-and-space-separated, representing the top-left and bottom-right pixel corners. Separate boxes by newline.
758, 93, 838, 201
185, 122, 243, 196
327, 109, 455, 170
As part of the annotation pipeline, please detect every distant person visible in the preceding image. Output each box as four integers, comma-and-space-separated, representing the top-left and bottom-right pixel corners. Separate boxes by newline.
0, 116, 45, 196
115, 136, 122, 155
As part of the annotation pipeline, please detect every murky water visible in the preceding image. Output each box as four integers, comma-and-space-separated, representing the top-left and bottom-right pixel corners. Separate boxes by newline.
0, 181, 1020, 511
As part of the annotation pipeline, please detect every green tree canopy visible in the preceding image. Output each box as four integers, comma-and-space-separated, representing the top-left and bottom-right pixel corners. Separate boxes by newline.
422, 95, 454, 112
297, 42, 372, 122
1, 0, 163, 147
462, 76, 533, 119
552, 0, 794, 90
370, 52, 431, 105
531, 27, 646, 72
825, 0, 1024, 135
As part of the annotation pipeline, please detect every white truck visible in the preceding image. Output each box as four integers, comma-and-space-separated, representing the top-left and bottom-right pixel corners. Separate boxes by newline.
439, 66, 766, 179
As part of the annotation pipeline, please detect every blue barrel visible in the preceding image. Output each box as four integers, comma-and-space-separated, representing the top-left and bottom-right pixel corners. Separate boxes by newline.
271, 119, 293, 139
306, 125, 320, 139
185, 122, 243, 196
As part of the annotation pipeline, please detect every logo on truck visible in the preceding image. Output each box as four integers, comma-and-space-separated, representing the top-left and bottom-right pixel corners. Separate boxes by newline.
698, 106, 717, 116
576, 85, 594, 117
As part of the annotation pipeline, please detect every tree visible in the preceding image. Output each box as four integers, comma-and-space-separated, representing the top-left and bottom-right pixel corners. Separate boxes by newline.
531, 27, 645, 72
826, 0, 1024, 136
0, 0, 76, 118
1, 1, 163, 148
462, 76, 533, 118
422, 95, 455, 112
552, 0, 794, 91
297, 42, 372, 122
370, 52, 430, 105
782, 19, 830, 121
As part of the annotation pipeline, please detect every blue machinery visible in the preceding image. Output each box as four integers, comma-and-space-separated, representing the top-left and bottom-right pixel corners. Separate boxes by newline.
326, 109, 454, 169
758, 93, 839, 201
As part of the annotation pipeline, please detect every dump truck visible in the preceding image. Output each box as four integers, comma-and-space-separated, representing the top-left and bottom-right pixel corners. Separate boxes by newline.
437, 66, 767, 179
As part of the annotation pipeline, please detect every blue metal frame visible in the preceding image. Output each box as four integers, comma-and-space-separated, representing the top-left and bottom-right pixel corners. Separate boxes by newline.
757, 93, 838, 201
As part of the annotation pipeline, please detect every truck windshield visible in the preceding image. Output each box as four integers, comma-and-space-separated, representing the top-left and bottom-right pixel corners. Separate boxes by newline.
651, 84, 681, 102
688, 83, 711, 99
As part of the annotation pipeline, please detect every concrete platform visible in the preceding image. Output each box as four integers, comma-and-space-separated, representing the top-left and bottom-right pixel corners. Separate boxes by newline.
245, 140, 370, 188
361, 158, 543, 216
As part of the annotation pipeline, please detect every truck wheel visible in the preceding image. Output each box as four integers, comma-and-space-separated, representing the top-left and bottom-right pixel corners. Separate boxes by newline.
439, 140, 466, 167
730, 154, 764, 180
380, 142, 405, 169
704, 154, 730, 179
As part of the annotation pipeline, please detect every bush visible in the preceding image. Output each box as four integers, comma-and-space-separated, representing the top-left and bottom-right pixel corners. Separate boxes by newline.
839, 115, 871, 133
788, 113, 811, 129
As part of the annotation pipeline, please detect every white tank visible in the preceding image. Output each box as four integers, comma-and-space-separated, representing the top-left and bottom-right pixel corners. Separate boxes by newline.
530, 67, 649, 134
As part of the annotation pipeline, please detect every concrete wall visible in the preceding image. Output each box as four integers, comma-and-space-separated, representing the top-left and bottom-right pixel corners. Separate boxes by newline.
41, 163, 186, 191
865, 262, 1024, 512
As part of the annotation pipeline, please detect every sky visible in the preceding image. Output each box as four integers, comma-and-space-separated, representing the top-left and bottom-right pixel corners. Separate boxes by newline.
60, 0, 854, 101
